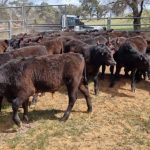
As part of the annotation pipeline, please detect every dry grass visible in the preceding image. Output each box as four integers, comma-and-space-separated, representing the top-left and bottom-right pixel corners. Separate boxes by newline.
0, 68, 150, 150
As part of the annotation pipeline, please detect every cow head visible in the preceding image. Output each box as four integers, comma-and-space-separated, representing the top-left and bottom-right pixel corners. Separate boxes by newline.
106, 37, 127, 54
91, 44, 116, 66
10, 37, 23, 49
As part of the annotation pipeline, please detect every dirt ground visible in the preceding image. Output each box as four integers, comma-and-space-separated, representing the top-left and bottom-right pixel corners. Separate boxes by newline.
0, 69, 150, 150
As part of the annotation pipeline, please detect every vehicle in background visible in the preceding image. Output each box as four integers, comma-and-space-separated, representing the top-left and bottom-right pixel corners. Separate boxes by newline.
61, 15, 104, 31
27, 15, 104, 32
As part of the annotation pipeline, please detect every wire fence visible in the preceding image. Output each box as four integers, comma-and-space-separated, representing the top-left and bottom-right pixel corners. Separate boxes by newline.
0, 5, 150, 39
0, 5, 66, 39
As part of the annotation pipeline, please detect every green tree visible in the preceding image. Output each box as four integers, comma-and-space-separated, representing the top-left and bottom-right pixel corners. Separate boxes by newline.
110, 0, 146, 31
0, 0, 10, 20
33, 2, 58, 24
79, 0, 100, 19
65, 5, 79, 16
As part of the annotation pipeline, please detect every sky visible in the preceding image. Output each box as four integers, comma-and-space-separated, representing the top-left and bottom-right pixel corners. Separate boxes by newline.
31, 0, 150, 9
8, 0, 148, 10
32, 0, 80, 5
31, 0, 113, 6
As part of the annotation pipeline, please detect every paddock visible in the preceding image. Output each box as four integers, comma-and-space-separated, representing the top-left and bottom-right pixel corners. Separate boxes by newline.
0, 67, 149, 150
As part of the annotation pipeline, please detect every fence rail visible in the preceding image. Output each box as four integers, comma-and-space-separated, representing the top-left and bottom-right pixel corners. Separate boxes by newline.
82, 16, 150, 31
0, 5, 149, 39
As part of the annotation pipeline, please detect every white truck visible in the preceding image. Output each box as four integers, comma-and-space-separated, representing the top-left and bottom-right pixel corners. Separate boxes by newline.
61, 15, 103, 31
27, 15, 104, 32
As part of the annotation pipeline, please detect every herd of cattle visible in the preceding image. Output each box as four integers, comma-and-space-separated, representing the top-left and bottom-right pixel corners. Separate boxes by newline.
0, 29, 149, 127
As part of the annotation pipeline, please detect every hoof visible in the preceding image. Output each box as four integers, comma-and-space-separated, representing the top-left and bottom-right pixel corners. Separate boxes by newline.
60, 116, 68, 122
23, 115, 29, 123
60, 118, 67, 122
131, 88, 135, 93
94, 92, 98, 96
16, 121, 22, 128
87, 107, 92, 113
13, 119, 22, 127
109, 82, 114, 88
100, 75, 105, 80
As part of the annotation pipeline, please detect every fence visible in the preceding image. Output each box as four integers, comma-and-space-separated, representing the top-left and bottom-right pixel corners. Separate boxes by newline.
0, 5, 66, 39
0, 5, 150, 39
81, 16, 150, 32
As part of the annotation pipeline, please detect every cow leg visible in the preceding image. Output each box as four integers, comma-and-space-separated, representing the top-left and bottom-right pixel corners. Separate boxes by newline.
12, 98, 23, 127
12, 87, 34, 126
29, 94, 38, 106
0, 96, 3, 112
135, 70, 142, 82
142, 71, 146, 80
61, 80, 78, 121
148, 72, 150, 80
115, 64, 122, 79
131, 68, 137, 92
22, 99, 29, 122
101, 65, 106, 80
109, 65, 115, 87
110, 65, 114, 74
93, 67, 101, 95
61, 90, 77, 121
110, 65, 121, 87
93, 73, 100, 95
79, 84, 92, 112
124, 67, 130, 78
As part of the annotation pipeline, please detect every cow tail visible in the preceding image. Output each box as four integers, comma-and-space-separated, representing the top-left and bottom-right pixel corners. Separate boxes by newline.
83, 63, 88, 86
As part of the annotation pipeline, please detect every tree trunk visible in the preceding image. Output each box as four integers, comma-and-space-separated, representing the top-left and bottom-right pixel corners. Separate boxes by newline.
133, 16, 141, 31
128, 0, 144, 31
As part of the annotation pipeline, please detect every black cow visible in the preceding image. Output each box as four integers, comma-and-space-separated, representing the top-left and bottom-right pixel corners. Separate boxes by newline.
64, 39, 116, 95
0, 53, 92, 126
110, 43, 150, 92
0, 45, 48, 112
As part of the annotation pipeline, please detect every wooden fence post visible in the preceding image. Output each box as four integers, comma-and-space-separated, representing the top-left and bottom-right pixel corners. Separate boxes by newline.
8, 20, 12, 39
107, 17, 111, 29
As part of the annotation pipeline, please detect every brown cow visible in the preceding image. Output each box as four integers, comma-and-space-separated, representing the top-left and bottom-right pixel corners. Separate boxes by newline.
0, 39, 9, 53
0, 45, 48, 66
0, 53, 92, 126
20, 37, 64, 55
82, 35, 107, 45
39, 38, 64, 54
109, 36, 147, 53
108, 30, 140, 38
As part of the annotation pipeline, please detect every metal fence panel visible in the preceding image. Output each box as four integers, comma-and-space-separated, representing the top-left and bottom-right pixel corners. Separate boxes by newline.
0, 5, 149, 39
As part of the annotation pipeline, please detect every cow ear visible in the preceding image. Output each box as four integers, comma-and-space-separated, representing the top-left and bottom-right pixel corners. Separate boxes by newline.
4, 39, 8, 45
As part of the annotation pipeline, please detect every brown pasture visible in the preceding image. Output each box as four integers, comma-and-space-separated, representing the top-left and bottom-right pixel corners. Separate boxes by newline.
0, 67, 150, 150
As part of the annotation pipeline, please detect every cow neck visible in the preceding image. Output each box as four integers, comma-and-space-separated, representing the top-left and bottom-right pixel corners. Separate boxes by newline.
89, 46, 101, 67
